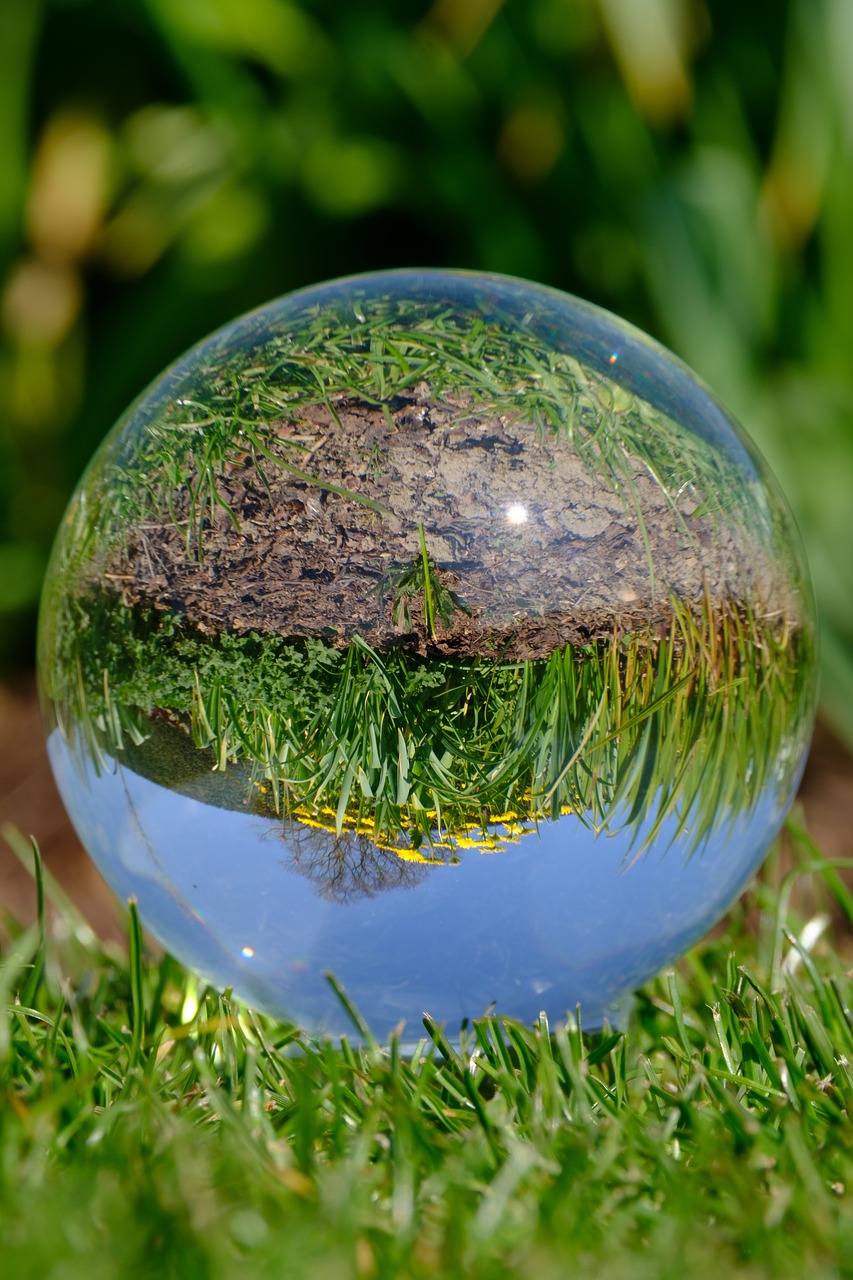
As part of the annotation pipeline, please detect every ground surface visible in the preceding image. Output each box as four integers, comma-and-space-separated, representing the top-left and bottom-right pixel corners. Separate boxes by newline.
109, 391, 786, 660
0, 676, 120, 939
4, 672, 853, 1280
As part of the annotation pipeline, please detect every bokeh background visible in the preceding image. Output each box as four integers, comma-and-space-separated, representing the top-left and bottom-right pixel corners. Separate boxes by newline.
1, 1, 851, 778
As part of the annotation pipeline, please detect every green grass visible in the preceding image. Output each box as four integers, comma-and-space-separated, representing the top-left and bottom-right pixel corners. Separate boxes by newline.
41, 582, 815, 861
36, 279, 817, 865
3, 824, 853, 1279
389, 525, 472, 640
36, 278, 817, 864
115, 283, 764, 556
53, 279, 775, 590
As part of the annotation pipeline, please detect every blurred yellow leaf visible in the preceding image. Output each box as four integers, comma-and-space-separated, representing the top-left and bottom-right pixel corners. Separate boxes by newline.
597, 0, 695, 124
1, 259, 81, 348
498, 95, 565, 182
422, 0, 506, 58
26, 114, 113, 263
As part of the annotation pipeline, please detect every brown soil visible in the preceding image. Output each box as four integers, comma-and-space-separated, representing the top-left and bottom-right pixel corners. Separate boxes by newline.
0, 675, 124, 944
108, 388, 787, 660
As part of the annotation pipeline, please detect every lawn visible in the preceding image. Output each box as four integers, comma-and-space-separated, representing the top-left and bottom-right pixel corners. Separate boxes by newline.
3, 823, 853, 1279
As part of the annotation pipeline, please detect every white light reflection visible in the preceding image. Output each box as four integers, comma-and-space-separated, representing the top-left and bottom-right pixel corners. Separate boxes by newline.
506, 503, 529, 525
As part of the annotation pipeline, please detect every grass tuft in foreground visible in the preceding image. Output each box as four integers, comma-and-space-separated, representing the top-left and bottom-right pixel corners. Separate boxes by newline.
2, 823, 853, 1278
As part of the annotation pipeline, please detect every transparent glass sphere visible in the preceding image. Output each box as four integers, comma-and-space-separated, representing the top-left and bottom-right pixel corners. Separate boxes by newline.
38, 270, 817, 1041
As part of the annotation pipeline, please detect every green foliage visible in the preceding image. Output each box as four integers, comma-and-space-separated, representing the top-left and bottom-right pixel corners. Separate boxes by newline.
2, 828, 853, 1278
64, 281, 765, 569
390, 525, 472, 638
42, 585, 814, 857
0, 0, 851, 748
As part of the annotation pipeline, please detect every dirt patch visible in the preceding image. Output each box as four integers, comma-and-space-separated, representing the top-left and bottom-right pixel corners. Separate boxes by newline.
109, 387, 787, 659
0, 675, 124, 944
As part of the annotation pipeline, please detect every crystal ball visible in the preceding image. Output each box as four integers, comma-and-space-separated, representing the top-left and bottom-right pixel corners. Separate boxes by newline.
38, 270, 817, 1040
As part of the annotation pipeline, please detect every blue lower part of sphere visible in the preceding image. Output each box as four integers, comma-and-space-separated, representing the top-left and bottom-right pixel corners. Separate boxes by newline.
49, 729, 796, 1042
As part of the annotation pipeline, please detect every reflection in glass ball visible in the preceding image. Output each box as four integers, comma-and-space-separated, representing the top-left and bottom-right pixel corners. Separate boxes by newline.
38, 270, 817, 1042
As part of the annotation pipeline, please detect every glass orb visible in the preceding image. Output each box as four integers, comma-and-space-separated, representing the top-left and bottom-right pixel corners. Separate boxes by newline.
38, 270, 817, 1041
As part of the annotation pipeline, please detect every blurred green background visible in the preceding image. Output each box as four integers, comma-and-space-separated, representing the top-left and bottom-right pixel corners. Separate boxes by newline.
2, 0, 852, 742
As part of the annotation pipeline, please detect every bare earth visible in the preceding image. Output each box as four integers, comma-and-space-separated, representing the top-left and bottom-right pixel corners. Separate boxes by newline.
109, 390, 789, 658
